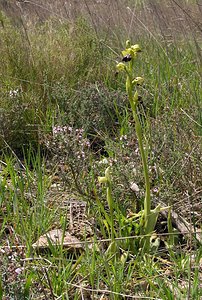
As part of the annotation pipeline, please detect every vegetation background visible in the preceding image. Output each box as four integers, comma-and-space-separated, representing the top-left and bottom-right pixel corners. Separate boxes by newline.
0, 0, 201, 299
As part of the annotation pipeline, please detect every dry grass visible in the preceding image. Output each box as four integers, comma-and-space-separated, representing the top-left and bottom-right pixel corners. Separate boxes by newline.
1, 0, 201, 37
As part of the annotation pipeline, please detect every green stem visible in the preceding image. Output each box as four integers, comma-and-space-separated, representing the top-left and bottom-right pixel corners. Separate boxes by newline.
127, 73, 151, 227
134, 113, 151, 220
107, 183, 115, 242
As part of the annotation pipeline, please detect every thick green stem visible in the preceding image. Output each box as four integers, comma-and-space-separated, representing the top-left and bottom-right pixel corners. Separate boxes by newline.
107, 183, 115, 242
133, 112, 151, 220
127, 73, 151, 229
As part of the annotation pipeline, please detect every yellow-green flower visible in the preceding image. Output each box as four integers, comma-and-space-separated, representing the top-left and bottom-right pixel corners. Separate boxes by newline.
131, 44, 141, 52
122, 48, 136, 58
116, 62, 126, 71
132, 77, 144, 85
98, 176, 108, 184
122, 44, 141, 59
98, 167, 111, 184
126, 40, 131, 48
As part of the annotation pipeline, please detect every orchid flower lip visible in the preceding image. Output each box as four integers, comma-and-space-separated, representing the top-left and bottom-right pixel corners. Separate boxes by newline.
122, 54, 132, 62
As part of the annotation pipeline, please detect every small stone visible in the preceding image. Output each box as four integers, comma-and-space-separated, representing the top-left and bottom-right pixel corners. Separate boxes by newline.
32, 229, 84, 252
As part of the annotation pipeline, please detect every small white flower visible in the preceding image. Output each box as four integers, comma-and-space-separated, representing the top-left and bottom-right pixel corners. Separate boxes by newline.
99, 158, 108, 165
9, 89, 19, 98
130, 182, 140, 192
15, 267, 24, 275
132, 168, 137, 176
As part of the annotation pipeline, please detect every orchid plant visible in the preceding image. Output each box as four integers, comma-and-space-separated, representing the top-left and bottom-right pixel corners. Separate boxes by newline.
99, 40, 169, 253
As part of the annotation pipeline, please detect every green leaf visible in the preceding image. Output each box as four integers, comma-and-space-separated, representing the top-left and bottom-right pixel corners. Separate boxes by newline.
145, 204, 161, 234
0, 276, 3, 300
